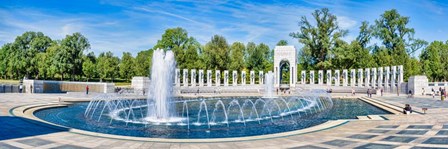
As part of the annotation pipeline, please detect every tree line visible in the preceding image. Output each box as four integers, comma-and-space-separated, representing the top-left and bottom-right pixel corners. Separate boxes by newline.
0, 8, 446, 82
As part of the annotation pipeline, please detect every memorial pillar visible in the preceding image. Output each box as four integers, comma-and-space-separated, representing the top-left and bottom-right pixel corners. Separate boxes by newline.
310, 70, 315, 84
318, 70, 323, 85
207, 70, 212, 87
342, 69, 348, 86
372, 68, 377, 88
358, 69, 363, 87
351, 69, 356, 87
224, 70, 229, 86
232, 71, 238, 86
392, 66, 397, 92
191, 69, 196, 87
215, 70, 221, 87
199, 70, 204, 87
378, 67, 383, 88
335, 70, 340, 86
385, 67, 390, 91
365, 68, 370, 87
250, 70, 255, 85
241, 71, 246, 85
175, 69, 180, 87
183, 69, 188, 87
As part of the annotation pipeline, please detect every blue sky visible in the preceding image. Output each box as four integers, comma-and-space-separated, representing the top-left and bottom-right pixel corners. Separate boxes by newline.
1, 0, 447, 57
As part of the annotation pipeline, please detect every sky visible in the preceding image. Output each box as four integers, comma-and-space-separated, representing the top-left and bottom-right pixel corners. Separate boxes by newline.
1, 0, 448, 57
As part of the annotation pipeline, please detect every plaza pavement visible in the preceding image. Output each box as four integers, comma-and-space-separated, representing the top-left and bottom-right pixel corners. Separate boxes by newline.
1, 93, 448, 148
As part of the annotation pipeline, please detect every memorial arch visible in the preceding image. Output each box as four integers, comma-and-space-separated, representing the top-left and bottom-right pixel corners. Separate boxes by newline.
274, 46, 297, 88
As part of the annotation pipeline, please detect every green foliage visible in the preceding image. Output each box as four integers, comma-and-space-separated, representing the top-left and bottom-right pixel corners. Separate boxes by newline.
420, 41, 446, 81
276, 40, 288, 46
135, 49, 153, 76
82, 55, 97, 82
290, 8, 347, 69
119, 52, 135, 81
97, 51, 119, 82
203, 35, 230, 70
229, 42, 245, 71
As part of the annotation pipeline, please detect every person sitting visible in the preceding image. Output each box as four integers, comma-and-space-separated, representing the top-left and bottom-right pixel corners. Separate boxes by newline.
403, 104, 412, 114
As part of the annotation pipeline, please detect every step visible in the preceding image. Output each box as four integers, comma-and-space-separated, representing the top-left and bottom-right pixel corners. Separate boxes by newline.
367, 115, 384, 120
357, 116, 370, 120
359, 97, 401, 114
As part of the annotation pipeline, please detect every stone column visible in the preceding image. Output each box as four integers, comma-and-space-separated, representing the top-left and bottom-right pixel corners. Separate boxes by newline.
233, 71, 238, 86
310, 70, 315, 84
215, 70, 221, 87
326, 70, 332, 86
207, 70, 212, 87
342, 69, 348, 86
199, 70, 204, 87
372, 68, 377, 88
191, 69, 196, 87
241, 71, 246, 85
175, 69, 180, 87
183, 69, 188, 87
259, 71, 264, 85
365, 68, 370, 87
385, 67, 390, 91
392, 66, 397, 92
224, 70, 229, 86
301, 70, 306, 84
351, 69, 356, 87
358, 69, 363, 87
250, 70, 255, 85
318, 70, 323, 85
335, 70, 340, 86
398, 65, 404, 84
378, 67, 383, 88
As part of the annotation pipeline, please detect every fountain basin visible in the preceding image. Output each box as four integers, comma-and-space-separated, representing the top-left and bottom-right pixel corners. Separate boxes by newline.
34, 96, 390, 139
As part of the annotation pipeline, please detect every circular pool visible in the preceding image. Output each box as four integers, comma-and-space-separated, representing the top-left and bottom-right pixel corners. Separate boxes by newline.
34, 94, 389, 139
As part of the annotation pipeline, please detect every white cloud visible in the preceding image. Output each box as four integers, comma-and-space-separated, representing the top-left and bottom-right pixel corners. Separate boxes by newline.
337, 16, 357, 30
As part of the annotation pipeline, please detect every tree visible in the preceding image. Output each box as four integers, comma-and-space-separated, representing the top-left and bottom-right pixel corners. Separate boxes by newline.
82, 57, 96, 82
10, 31, 52, 79
276, 40, 288, 46
203, 35, 230, 70
290, 8, 347, 69
356, 21, 373, 49
373, 9, 419, 81
119, 52, 135, 81
97, 51, 119, 82
154, 27, 202, 69
246, 43, 270, 71
60, 32, 90, 80
229, 42, 245, 71
420, 41, 444, 81
0, 44, 12, 79
135, 49, 153, 76
408, 39, 428, 57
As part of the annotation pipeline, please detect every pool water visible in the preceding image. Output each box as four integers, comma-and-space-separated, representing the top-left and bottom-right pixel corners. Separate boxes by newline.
35, 98, 389, 139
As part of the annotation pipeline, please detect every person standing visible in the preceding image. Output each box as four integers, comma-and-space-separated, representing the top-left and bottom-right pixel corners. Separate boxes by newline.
381, 88, 384, 96
86, 85, 89, 95
19, 84, 23, 93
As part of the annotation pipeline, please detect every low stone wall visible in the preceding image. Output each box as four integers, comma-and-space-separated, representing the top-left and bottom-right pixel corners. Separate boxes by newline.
23, 80, 115, 93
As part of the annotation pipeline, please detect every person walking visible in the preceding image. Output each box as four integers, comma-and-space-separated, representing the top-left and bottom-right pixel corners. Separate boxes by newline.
432, 88, 435, 98
86, 85, 89, 95
381, 88, 384, 96
19, 84, 23, 93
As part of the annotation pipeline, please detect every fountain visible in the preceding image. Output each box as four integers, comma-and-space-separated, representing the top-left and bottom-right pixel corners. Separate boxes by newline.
81, 49, 334, 138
